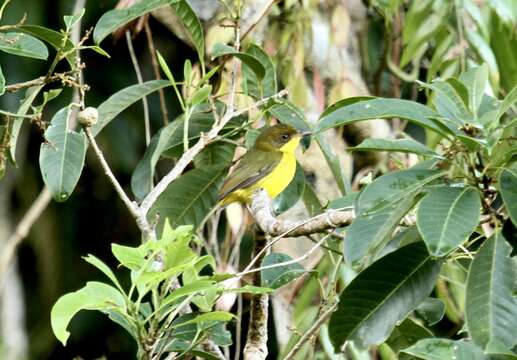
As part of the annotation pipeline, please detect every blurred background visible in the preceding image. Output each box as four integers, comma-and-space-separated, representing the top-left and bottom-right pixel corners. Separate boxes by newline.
1, 0, 515, 359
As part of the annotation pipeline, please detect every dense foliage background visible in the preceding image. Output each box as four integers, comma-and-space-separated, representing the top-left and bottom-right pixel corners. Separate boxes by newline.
0, 0, 516, 359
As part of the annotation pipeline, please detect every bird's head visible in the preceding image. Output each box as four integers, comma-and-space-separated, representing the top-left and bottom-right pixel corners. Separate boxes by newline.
254, 124, 307, 153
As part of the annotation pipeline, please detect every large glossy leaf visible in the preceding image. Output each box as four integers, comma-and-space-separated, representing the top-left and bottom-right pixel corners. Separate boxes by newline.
350, 138, 442, 158
242, 43, 277, 99
417, 186, 481, 256
211, 43, 265, 80
93, 0, 180, 44
16, 25, 75, 66
39, 107, 86, 202
171, 0, 204, 66
415, 297, 446, 326
51, 282, 126, 346
465, 232, 517, 351
0, 32, 48, 60
402, 339, 487, 360
356, 168, 444, 215
91, 80, 170, 137
386, 318, 433, 358
9, 86, 44, 164
499, 166, 517, 227
261, 253, 305, 289
345, 194, 417, 266
317, 98, 448, 137
329, 241, 441, 350
268, 100, 349, 194
149, 165, 227, 232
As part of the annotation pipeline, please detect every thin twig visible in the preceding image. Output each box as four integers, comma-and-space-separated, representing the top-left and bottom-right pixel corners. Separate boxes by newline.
282, 302, 339, 360
126, 31, 151, 146
144, 21, 168, 126
240, 0, 278, 42
83, 126, 153, 238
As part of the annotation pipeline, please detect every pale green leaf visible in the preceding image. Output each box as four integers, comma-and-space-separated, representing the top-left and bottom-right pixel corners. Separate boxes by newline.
242, 43, 277, 98
417, 186, 481, 256
83, 254, 124, 293
211, 43, 265, 80
39, 107, 86, 202
64, 8, 85, 31
459, 64, 490, 116
51, 282, 126, 345
350, 138, 442, 158
402, 339, 486, 360
16, 25, 75, 66
261, 253, 305, 289
500, 166, 517, 227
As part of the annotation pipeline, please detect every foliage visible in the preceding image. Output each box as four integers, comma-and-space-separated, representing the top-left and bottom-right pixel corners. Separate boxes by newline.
1, 0, 516, 359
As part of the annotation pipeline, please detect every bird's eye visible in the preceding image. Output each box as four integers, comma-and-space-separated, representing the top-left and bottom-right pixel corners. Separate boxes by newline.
282, 134, 290, 141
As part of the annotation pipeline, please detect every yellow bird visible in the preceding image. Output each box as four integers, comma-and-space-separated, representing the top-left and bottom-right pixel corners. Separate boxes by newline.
219, 124, 307, 205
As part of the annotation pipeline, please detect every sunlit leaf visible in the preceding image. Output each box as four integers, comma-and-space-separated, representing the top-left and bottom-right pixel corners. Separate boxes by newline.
329, 241, 441, 350
39, 106, 86, 202
417, 186, 481, 256
51, 282, 126, 345
350, 138, 442, 158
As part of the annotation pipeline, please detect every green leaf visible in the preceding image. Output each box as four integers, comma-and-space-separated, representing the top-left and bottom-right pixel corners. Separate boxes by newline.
0, 65, 4, 96
91, 80, 171, 137
211, 43, 265, 80
268, 100, 349, 194
317, 98, 448, 137
172, 311, 235, 327
386, 318, 433, 357
64, 8, 85, 31
500, 166, 517, 227
261, 253, 305, 289
329, 241, 442, 350
272, 163, 305, 214
0, 32, 48, 60
194, 142, 235, 168
190, 85, 211, 106
162, 280, 217, 308
465, 232, 517, 351
39, 107, 86, 202
16, 25, 75, 67
356, 169, 444, 215
345, 194, 417, 266
111, 243, 145, 271
350, 138, 442, 158
498, 85, 517, 120
93, 0, 179, 44
328, 192, 358, 210
415, 297, 446, 326
402, 339, 487, 360
149, 165, 227, 231
9, 85, 44, 164
171, 0, 204, 67
242, 43, 277, 98
459, 64, 489, 116
416, 186, 481, 256
51, 282, 126, 345
83, 255, 124, 293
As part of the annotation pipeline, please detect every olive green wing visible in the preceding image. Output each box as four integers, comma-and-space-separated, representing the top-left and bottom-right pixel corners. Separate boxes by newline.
218, 149, 282, 201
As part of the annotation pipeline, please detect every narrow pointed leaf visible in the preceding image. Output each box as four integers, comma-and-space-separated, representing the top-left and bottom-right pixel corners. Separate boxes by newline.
51, 282, 126, 346
417, 186, 481, 256
16, 25, 75, 66
149, 165, 227, 232
329, 241, 442, 350
350, 138, 442, 158
402, 339, 487, 360
93, 0, 180, 44
499, 166, 517, 227
356, 168, 445, 215
0, 32, 48, 60
465, 232, 517, 351
243, 44, 277, 98
39, 107, 86, 202
317, 98, 448, 136
211, 43, 265, 80
83, 255, 124, 293
91, 80, 170, 137
172, 0, 204, 65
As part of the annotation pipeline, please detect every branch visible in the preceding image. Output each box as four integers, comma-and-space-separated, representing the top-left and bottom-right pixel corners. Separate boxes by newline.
139, 90, 288, 216
249, 189, 354, 237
